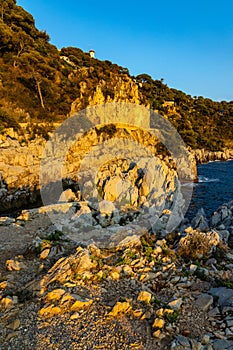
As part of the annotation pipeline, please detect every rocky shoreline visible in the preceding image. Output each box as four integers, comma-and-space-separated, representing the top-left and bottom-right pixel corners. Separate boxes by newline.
0, 124, 196, 214
1, 132, 233, 216
192, 148, 233, 164
1, 129, 233, 349
1, 123, 233, 216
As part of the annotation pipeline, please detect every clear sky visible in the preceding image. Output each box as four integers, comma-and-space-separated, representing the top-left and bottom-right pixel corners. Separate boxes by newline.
17, 0, 233, 102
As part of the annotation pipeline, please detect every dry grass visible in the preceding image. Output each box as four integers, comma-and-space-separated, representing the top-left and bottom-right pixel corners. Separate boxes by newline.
177, 230, 218, 260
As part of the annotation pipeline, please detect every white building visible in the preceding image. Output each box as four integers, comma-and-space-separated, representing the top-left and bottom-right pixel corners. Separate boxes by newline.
89, 50, 95, 58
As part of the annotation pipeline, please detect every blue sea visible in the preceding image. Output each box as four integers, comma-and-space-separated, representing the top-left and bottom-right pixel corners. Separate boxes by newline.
185, 159, 233, 219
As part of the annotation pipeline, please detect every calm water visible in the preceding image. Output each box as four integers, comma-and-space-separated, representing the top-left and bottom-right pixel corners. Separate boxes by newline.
186, 160, 233, 219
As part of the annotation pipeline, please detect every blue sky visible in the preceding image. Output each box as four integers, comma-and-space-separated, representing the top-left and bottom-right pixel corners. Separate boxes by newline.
17, 0, 233, 102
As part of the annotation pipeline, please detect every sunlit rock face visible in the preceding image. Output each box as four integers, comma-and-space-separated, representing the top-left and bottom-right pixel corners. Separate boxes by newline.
192, 148, 233, 164
0, 115, 196, 249
40, 152, 186, 247
70, 75, 141, 115
0, 116, 195, 241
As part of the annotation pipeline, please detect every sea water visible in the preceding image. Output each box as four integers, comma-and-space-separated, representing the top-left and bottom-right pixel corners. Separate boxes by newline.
186, 159, 233, 219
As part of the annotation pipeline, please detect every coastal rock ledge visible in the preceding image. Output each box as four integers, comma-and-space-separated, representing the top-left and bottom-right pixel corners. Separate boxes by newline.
192, 148, 233, 164
0, 125, 196, 213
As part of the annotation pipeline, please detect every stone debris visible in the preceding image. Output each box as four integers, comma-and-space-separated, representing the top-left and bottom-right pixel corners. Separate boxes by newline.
7, 319, 20, 331
109, 301, 132, 316
0, 296, 13, 310
212, 339, 233, 350
70, 298, 93, 311
167, 298, 183, 310
6, 259, 26, 271
39, 305, 62, 318
0, 281, 7, 289
1, 198, 233, 348
152, 318, 165, 329
45, 289, 66, 302
59, 189, 77, 203
191, 208, 209, 231
40, 248, 50, 259
195, 294, 214, 311
137, 291, 152, 304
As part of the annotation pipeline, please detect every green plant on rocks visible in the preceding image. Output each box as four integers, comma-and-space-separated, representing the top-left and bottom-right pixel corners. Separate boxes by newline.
125, 250, 138, 260
47, 230, 64, 242
161, 242, 177, 261
193, 260, 203, 268
140, 234, 154, 248
140, 234, 156, 260
215, 279, 233, 289
151, 297, 161, 308
74, 274, 91, 282
35, 231, 65, 254
194, 267, 209, 282
35, 244, 43, 254
165, 309, 179, 323
90, 255, 104, 269
115, 256, 130, 266
144, 246, 153, 257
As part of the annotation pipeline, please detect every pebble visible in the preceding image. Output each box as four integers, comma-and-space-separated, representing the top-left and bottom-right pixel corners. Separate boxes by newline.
39, 305, 62, 318
195, 293, 213, 311
109, 301, 131, 316
152, 318, 165, 329
71, 299, 93, 311
226, 319, 233, 328
70, 312, 80, 320
168, 298, 183, 310
201, 335, 210, 344
137, 290, 152, 304
0, 281, 7, 289
40, 248, 50, 259
6, 260, 24, 271
190, 264, 198, 273
153, 330, 161, 338
7, 319, 21, 330
45, 289, 66, 302
0, 296, 13, 309
6, 331, 19, 341
212, 339, 233, 350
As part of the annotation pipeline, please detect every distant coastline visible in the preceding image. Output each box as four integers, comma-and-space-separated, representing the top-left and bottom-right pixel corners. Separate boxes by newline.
192, 148, 233, 164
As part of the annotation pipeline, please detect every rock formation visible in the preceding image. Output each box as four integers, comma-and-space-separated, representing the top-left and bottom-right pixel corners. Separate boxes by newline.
192, 148, 233, 164
0, 117, 196, 214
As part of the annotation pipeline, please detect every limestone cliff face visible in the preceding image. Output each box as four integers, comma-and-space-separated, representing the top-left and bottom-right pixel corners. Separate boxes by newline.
0, 122, 197, 213
0, 134, 46, 211
89, 76, 140, 105
70, 74, 141, 115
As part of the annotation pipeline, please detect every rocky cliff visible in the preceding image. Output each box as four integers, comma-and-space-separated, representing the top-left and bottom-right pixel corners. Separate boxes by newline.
70, 73, 142, 115
0, 132, 45, 211
192, 148, 233, 164
0, 117, 196, 217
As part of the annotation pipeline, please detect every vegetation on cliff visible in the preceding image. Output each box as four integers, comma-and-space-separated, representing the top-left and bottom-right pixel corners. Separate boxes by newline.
0, 0, 233, 150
